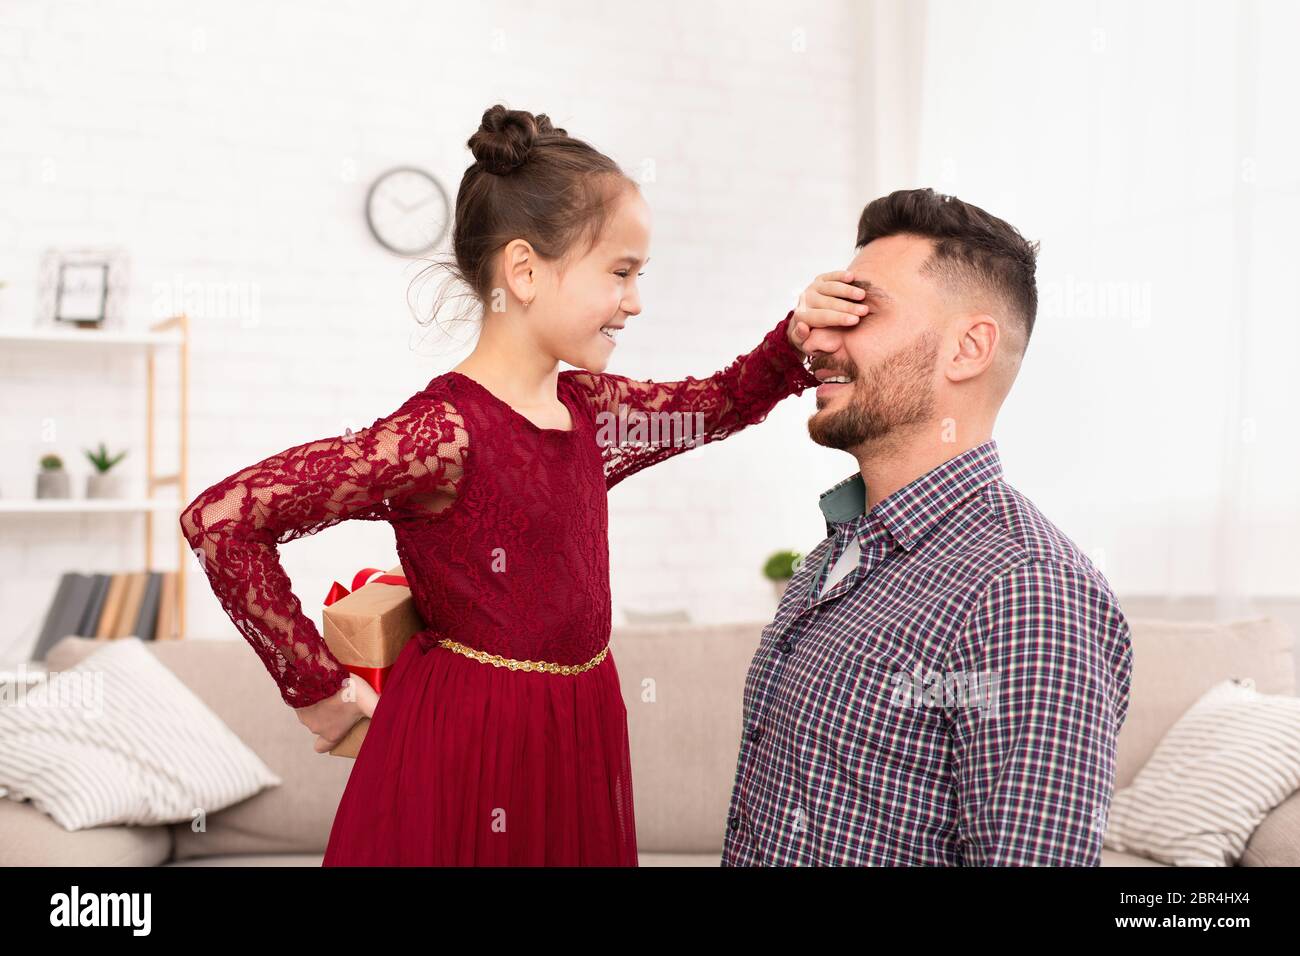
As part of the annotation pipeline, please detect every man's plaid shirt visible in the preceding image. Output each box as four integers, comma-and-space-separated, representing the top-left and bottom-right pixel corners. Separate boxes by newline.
721, 440, 1133, 865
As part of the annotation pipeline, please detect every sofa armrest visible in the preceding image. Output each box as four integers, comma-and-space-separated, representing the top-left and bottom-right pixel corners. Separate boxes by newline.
1240, 789, 1300, 866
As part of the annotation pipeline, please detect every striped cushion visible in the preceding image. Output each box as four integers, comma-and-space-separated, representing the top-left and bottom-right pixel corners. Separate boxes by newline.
1104, 678, 1300, 865
0, 637, 281, 831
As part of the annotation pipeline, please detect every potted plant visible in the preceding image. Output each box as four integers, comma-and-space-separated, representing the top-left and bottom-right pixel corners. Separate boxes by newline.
763, 549, 803, 599
36, 453, 71, 499
84, 442, 127, 498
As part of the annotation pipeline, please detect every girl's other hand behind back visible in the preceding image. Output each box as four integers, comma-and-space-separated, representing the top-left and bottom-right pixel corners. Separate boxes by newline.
296, 676, 378, 754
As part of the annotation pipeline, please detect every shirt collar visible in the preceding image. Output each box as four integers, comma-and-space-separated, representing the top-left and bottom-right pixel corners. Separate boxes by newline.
817, 439, 1004, 551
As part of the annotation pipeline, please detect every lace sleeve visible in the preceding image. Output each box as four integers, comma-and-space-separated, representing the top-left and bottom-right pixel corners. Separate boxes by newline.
563, 310, 818, 489
179, 391, 468, 709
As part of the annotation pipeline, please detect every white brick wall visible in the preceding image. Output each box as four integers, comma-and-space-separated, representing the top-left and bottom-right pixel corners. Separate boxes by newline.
0, 0, 865, 659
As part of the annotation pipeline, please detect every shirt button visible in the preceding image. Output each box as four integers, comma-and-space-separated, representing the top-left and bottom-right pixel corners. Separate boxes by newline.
728, 815, 741, 831
780, 639, 794, 653
747, 725, 762, 742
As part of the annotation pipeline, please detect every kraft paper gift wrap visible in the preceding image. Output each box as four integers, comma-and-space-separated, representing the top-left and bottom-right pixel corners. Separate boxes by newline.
321, 565, 424, 758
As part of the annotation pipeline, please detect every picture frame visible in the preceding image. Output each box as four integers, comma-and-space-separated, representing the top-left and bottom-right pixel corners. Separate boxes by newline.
37, 247, 131, 330
56, 262, 108, 323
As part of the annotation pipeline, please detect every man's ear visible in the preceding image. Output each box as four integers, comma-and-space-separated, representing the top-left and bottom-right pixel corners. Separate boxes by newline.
946, 312, 999, 383
501, 239, 537, 305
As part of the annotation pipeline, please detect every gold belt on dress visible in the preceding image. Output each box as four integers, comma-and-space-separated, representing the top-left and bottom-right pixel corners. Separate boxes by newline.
433, 637, 609, 675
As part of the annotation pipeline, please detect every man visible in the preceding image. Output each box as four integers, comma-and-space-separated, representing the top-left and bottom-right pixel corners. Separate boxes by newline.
722, 188, 1134, 866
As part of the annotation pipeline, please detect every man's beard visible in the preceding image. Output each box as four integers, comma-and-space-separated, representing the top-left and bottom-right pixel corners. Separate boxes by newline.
807, 331, 940, 451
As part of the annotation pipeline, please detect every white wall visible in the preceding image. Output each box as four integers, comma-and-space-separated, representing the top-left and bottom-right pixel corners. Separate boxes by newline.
0, 0, 866, 658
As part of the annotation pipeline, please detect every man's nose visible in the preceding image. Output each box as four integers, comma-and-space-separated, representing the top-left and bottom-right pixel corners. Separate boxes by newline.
799, 323, 845, 358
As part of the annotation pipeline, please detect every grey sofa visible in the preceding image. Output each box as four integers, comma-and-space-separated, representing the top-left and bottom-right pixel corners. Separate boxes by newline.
2, 616, 1297, 866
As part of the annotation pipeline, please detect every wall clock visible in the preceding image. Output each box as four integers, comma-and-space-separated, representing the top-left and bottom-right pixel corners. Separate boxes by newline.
364, 166, 451, 255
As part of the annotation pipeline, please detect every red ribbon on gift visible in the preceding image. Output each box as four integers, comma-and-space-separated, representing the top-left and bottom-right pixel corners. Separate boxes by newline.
323, 567, 409, 606
323, 567, 411, 693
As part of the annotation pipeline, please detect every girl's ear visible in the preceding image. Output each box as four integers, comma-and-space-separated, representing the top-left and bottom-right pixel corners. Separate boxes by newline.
501, 238, 537, 307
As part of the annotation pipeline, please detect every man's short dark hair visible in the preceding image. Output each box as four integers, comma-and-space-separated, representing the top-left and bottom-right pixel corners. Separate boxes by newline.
856, 188, 1040, 347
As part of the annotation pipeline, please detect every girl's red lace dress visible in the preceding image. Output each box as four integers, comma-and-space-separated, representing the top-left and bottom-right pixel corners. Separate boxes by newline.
180, 312, 818, 866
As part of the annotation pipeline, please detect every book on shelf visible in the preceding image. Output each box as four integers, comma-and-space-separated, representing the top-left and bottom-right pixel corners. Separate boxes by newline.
133, 571, 163, 642
32, 572, 94, 661
154, 571, 178, 641
111, 571, 146, 639
95, 573, 128, 639
30, 570, 181, 661
78, 573, 111, 637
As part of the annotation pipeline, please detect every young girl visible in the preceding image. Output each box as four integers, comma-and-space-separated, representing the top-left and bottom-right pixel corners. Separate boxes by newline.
179, 105, 860, 866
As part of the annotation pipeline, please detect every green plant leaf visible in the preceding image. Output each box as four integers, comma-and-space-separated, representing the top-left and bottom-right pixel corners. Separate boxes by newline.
762, 549, 802, 581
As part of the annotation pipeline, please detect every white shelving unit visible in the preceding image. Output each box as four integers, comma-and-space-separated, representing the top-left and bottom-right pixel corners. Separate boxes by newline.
0, 315, 191, 638
0, 499, 183, 513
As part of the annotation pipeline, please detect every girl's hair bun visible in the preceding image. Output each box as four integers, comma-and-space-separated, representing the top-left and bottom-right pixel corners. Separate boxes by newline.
468, 105, 564, 176
436, 104, 630, 312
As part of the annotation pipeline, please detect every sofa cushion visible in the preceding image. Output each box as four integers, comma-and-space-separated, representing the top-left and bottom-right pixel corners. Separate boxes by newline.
1105, 678, 1300, 865
1100, 848, 1168, 866
1116, 617, 1295, 789
0, 791, 172, 866
1241, 788, 1300, 866
2, 637, 281, 831
610, 622, 761, 854
45, 636, 353, 860
165, 853, 326, 866
639, 851, 720, 866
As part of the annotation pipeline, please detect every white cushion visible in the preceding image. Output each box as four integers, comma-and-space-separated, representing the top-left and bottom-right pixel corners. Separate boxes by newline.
0, 637, 280, 831
1104, 678, 1300, 865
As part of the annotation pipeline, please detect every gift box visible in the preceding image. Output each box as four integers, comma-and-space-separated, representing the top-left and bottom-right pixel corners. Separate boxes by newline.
321, 565, 424, 758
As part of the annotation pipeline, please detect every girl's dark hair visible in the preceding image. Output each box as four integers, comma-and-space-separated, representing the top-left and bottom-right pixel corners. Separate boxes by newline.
412, 105, 635, 336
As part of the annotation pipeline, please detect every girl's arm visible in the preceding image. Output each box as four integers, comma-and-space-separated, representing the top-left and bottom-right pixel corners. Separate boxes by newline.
179, 390, 467, 709
562, 310, 818, 490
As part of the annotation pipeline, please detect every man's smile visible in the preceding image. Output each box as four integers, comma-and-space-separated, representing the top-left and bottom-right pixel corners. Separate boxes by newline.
814, 365, 855, 401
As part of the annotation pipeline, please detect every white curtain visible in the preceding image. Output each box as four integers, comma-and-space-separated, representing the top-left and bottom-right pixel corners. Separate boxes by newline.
861, 0, 1300, 611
